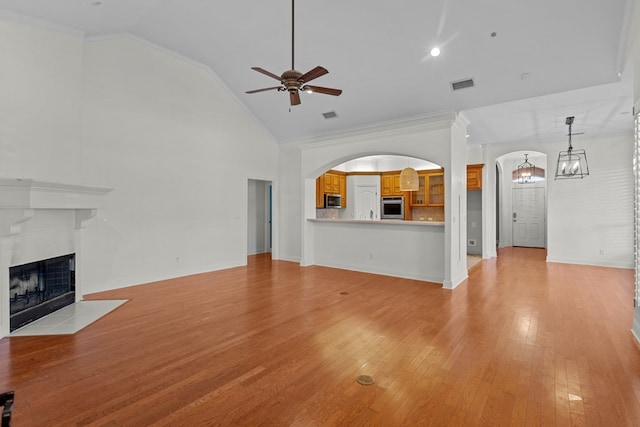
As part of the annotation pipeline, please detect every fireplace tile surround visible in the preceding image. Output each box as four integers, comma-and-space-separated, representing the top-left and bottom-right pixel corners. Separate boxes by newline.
0, 178, 112, 338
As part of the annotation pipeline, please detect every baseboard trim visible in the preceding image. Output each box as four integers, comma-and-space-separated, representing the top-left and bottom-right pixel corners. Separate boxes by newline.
546, 256, 633, 269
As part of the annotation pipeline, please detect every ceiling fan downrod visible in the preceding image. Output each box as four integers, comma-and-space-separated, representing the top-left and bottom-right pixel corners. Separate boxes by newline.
291, 0, 295, 71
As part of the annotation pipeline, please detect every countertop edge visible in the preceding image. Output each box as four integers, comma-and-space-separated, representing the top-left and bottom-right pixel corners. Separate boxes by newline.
308, 218, 445, 227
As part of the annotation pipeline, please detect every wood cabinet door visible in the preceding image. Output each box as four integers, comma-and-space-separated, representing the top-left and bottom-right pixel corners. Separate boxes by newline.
331, 174, 340, 194
339, 175, 346, 208
410, 174, 427, 206
392, 175, 402, 196
427, 173, 444, 206
381, 175, 393, 196
466, 164, 483, 190
322, 174, 333, 193
316, 177, 324, 208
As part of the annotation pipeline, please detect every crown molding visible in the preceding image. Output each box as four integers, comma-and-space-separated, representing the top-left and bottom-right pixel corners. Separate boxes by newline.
0, 11, 84, 37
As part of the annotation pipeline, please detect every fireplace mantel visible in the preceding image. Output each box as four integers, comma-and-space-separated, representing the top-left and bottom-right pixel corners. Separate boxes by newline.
0, 178, 112, 210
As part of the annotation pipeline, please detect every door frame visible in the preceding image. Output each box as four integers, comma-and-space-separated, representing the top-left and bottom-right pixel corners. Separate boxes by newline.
512, 186, 546, 248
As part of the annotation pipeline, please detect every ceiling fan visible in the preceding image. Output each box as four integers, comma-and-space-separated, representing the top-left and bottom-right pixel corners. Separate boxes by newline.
245, 0, 342, 107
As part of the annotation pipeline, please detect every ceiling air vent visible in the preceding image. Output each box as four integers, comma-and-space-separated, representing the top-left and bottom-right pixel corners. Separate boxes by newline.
322, 111, 338, 119
451, 78, 475, 91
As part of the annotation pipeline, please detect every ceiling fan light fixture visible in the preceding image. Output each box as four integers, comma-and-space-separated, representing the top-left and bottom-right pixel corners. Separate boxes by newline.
244, 0, 342, 107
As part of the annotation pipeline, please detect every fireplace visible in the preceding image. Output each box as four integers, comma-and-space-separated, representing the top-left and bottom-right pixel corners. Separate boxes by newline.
9, 253, 76, 331
0, 178, 112, 337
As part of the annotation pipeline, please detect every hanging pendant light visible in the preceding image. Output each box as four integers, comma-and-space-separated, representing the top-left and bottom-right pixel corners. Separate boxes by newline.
514, 154, 544, 184
399, 159, 419, 192
555, 116, 589, 180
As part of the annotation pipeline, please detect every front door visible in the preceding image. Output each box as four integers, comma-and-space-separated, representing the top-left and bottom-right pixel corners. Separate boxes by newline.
512, 187, 545, 248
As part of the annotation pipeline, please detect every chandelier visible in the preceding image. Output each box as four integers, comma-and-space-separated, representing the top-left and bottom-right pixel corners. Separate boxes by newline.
555, 116, 589, 180
514, 154, 544, 184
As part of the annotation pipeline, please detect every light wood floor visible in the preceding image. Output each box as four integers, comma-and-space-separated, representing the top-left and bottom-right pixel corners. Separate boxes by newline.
1, 247, 639, 426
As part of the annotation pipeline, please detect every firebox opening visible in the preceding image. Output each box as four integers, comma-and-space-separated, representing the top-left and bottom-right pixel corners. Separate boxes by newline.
9, 253, 76, 332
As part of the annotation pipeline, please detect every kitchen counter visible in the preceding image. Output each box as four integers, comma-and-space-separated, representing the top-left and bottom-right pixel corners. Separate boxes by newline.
309, 218, 444, 226
304, 217, 445, 284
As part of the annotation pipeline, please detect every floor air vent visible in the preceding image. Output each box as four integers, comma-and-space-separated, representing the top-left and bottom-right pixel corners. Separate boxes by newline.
451, 78, 475, 91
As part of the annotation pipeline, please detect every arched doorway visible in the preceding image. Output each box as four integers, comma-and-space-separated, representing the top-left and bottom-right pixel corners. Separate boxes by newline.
496, 151, 548, 249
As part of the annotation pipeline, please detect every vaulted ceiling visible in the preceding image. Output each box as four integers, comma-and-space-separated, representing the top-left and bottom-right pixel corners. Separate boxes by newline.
0, 0, 634, 145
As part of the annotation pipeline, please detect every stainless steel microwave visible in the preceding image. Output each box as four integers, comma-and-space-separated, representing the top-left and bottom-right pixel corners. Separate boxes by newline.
381, 197, 404, 219
324, 194, 342, 208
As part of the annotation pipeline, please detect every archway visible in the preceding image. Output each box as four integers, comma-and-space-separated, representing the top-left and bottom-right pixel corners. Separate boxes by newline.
495, 151, 548, 249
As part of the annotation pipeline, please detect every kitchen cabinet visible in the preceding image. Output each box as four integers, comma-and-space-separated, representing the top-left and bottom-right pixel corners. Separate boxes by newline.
410, 174, 427, 206
426, 172, 444, 206
380, 173, 403, 197
467, 164, 483, 190
316, 171, 347, 208
339, 175, 346, 208
410, 170, 444, 207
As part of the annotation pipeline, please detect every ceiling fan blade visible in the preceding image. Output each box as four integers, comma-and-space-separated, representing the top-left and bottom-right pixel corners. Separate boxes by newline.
251, 67, 283, 81
298, 66, 328, 83
290, 90, 301, 106
245, 86, 282, 94
303, 85, 342, 96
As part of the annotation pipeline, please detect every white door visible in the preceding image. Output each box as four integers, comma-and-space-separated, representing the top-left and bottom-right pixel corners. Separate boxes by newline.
512, 187, 545, 248
355, 186, 379, 220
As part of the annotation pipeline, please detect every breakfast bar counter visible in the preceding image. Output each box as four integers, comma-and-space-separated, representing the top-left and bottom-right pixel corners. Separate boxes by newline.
304, 218, 445, 284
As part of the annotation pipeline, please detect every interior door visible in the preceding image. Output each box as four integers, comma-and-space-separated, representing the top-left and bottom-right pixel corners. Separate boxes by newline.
356, 186, 379, 220
512, 187, 545, 248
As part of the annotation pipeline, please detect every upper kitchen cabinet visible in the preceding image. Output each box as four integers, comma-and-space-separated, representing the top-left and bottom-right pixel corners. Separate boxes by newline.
426, 171, 444, 206
467, 164, 484, 190
380, 172, 403, 197
410, 174, 427, 206
409, 169, 446, 207
339, 175, 346, 208
316, 170, 347, 208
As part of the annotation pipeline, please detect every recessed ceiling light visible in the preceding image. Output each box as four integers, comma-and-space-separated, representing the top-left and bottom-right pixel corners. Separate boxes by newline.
430, 47, 441, 57
466, 134, 470, 138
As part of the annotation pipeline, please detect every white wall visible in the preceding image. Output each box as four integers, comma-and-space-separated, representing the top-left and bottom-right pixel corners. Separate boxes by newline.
80, 36, 279, 292
0, 19, 83, 183
311, 221, 445, 283
278, 144, 303, 262
483, 134, 634, 268
2, 18, 280, 295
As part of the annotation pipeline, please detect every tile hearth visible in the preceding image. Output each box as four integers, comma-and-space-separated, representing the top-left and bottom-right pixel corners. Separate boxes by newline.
10, 300, 127, 336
